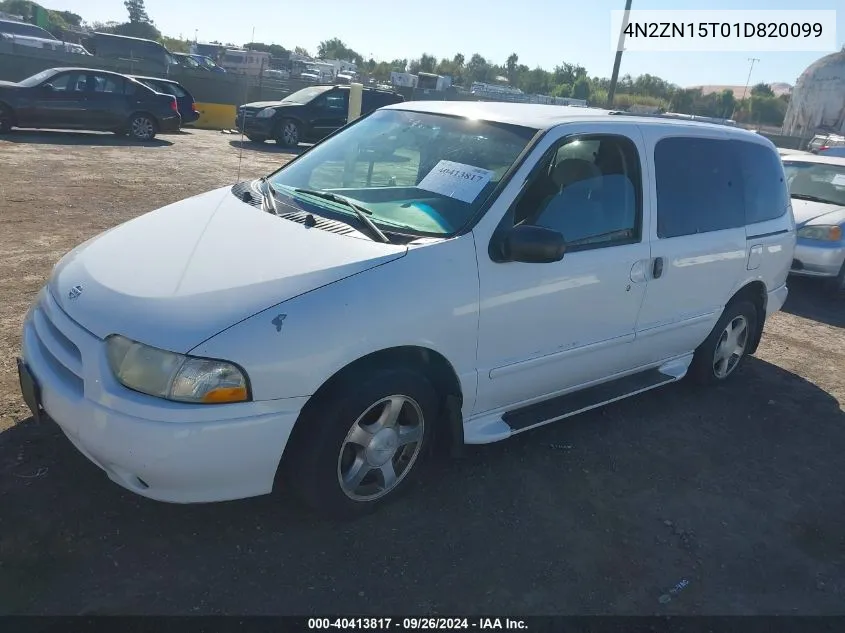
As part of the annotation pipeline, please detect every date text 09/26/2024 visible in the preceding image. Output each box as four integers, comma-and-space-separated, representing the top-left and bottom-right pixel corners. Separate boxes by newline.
307, 618, 528, 630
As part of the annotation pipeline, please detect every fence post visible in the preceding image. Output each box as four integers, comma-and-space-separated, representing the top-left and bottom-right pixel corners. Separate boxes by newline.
348, 82, 363, 122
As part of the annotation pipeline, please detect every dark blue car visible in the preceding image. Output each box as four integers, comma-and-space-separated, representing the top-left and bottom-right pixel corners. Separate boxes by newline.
129, 75, 200, 125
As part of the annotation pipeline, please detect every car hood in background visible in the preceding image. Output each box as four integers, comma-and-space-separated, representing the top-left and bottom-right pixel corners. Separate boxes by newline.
49, 186, 407, 353
791, 199, 845, 227
242, 101, 304, 109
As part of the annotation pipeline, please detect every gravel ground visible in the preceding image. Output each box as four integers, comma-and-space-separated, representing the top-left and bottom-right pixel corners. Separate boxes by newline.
0, 128, 843, 616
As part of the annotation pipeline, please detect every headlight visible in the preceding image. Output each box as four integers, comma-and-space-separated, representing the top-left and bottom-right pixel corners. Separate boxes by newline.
797, 225, 843, 242
105, 335, 249, 404
256, 107, 276, 118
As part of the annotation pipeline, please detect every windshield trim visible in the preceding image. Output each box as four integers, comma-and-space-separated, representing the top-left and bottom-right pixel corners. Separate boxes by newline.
264, 108, 546, 239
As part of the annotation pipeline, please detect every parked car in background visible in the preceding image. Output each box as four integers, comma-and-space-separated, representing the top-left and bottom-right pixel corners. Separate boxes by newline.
86, 32, 176, 73
808, 133, 845, 154
171, 52, 204, 71
783, 154, 845, 293
189, 54, 226, 73
18, 103, 794, 518
0, 67, 181, 140
236, 84, 403, 147
818, 146, 845, 158
0, 33, 91, 54
129, 75, 199, 125
0, 17, 56, 39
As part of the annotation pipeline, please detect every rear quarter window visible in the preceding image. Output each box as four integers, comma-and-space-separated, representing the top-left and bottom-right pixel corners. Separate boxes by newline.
654, 136, 745, 238
733, 140, 789, 224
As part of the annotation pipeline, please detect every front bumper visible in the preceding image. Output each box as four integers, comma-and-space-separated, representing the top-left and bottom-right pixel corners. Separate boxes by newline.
790, 238, 845, 278
158, 114, 182, 134
20, 288, 308, 503
235, 114, 274, 137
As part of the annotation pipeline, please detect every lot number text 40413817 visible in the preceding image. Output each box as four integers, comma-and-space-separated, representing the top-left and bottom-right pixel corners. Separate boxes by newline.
307, 617, 529, 630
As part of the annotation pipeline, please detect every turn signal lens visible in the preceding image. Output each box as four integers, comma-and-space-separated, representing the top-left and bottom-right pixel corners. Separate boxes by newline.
202, 386, 249, 404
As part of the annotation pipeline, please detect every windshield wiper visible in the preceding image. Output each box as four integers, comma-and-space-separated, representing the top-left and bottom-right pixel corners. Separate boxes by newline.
293, 188, 390, 243
791, 193, 835, 204
259, 177, 278, 215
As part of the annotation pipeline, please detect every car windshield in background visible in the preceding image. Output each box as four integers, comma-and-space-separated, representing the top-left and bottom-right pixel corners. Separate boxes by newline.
281, 86, 332, 104
17, 69, 57, 87
783, 160, 845, 206
268, 109, 537, 236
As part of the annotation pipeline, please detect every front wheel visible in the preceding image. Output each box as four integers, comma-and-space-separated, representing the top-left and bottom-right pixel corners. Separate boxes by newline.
688, 300, 758, 385
275, 118, 300, 148
283, 367, 438, 519
128, 114, 157, 141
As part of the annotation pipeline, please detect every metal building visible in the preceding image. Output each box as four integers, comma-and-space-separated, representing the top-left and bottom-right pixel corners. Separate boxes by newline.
782, 48, 845, 138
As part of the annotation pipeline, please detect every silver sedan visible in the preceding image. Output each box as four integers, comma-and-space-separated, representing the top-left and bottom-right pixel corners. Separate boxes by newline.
782, 154, 845, 293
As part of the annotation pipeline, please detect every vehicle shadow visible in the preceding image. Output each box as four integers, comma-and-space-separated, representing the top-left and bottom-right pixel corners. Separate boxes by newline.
228, 139, 306, 156
1, 355, 844, 614
0, 130, 174, 147
782, 276, 844, 328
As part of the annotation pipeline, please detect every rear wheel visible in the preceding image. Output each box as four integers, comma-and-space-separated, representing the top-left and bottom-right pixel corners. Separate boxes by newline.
0, 105, 13, 134
688, 300, 758, 385
282, 366, 438, 519
275, 118, 300, 148
128, 114, 157, 141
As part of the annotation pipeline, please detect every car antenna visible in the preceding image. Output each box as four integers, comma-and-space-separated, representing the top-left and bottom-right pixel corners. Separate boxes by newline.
235, 26, 256, 184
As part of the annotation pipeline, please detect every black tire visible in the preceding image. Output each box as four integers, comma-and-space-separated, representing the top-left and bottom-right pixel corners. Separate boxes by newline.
128, 113, 157, 141
282, 366, 439, 519
0, 105, 13, 134
247, 135, 267, 143
275, 118, 300, 148
687, 300, 758, 385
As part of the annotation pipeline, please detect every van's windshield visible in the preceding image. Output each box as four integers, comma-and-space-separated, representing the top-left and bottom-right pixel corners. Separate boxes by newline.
267, 109, 537, 236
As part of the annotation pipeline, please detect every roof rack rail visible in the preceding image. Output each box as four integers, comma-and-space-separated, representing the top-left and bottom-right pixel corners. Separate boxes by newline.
607, 111, 738, 126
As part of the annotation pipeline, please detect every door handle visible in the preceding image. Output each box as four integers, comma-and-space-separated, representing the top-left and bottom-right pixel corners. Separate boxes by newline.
652, 257, 664, 279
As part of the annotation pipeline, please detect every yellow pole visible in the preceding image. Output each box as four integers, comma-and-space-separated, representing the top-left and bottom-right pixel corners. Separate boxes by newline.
348, 82, 363, 122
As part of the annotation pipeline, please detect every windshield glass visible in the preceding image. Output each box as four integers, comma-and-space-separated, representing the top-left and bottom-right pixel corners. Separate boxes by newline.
268, 108, 537, 236
18, 69, 58, 87
783, 160, 845, 206
282, 86, 332, 104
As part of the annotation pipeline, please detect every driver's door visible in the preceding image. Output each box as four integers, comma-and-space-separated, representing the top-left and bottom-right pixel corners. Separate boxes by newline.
473, 125, 653, 415
29, 71, 80, 128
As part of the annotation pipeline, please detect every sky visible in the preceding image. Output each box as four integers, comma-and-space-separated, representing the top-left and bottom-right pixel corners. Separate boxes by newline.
39, 0, 845, 87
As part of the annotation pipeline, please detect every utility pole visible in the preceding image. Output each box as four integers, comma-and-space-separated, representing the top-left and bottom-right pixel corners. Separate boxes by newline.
607, 0, 633, 109
732, 57, 759, 121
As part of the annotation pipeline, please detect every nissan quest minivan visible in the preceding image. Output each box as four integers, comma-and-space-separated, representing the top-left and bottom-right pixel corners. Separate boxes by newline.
18, 102, 796, 518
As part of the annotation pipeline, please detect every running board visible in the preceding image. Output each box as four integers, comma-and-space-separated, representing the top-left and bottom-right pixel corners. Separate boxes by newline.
503, 368, 677, 431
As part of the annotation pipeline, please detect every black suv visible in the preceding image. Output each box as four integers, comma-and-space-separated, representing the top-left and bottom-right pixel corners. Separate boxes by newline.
236, 84, 404, 147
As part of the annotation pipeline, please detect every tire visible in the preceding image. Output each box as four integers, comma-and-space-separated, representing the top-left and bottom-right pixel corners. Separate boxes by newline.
688, 300, 758, 385
283, 366, 438, 519
275, 118, 300, 148
247, 135, 267, 143
0, 105, 13, 134
128, 113, 157, 141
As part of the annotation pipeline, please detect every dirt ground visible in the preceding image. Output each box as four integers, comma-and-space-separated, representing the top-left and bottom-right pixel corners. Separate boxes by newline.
1, 129, 843, 616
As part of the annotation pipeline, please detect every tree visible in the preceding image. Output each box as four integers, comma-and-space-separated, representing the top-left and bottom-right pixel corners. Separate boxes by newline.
294, 46, 310, 57
465, 53, 489, 83
505, 52, 518, 84
750, 82, 774, 97
572, 77, 591, 100
124, 0, 151, 24
410, 53, 436, 74
317, 37, 362, 65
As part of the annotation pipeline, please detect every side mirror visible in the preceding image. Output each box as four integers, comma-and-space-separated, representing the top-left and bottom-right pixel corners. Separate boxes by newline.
492, 224, 566, 264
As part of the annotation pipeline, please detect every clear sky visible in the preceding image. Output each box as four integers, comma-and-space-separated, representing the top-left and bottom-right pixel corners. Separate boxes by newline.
39, 0, 845, 87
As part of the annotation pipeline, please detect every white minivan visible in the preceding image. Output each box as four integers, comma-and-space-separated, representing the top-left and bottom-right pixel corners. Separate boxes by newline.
18, 102, 795, 518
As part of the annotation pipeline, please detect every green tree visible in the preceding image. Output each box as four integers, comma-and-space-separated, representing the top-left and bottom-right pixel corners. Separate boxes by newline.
317, 37, 362, 65
124, 0, 151, 24
465, 53, 489, 83
572, 76, 591, 100
750, 82, 774, 97
294, 46, 310, 57
505, 52, 518, 84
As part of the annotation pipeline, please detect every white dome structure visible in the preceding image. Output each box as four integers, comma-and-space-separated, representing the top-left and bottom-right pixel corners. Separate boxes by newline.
782, 48, 845, 137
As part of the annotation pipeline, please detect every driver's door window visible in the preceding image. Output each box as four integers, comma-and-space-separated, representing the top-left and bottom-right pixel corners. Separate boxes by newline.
42, 72, 71, 92
513, 134, 642, 250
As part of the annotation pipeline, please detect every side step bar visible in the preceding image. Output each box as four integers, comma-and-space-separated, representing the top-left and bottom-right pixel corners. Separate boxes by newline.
503, 368, 677, 431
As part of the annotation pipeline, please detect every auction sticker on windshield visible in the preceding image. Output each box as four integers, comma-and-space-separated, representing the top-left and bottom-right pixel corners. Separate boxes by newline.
417, 160, 494, 203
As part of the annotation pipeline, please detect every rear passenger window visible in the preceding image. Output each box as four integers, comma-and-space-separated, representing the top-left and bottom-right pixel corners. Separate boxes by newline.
734, 140, 789, 224
654, 137, 745, 238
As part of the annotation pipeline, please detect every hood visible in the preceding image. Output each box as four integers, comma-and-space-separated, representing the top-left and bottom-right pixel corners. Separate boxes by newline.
791, 198, 845, 227
242, 100, 300, 109
50, 186, 407, 352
